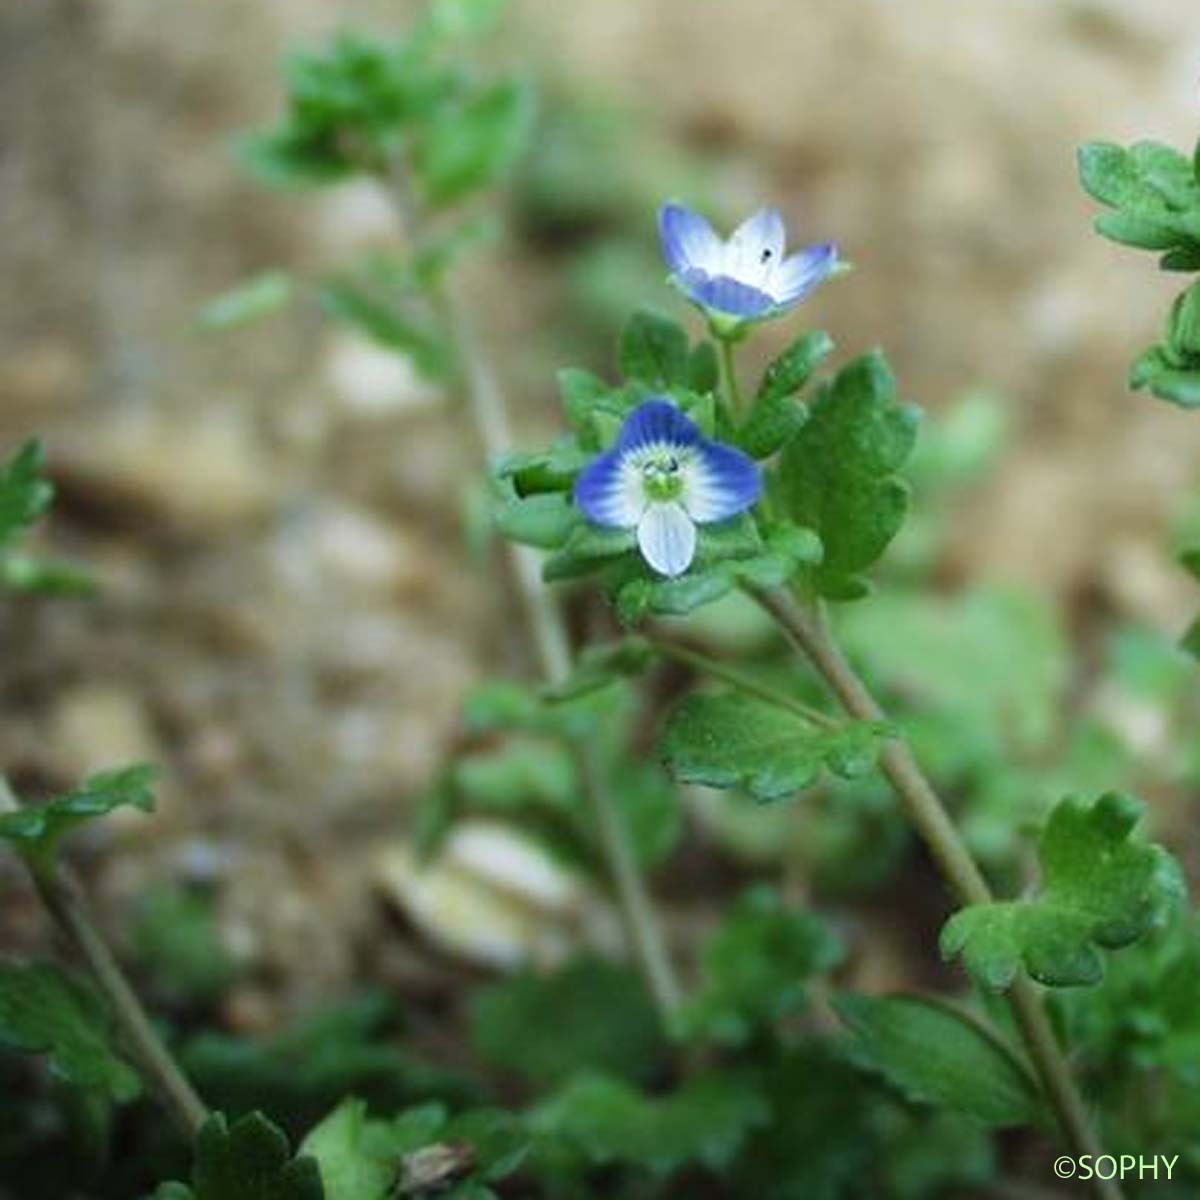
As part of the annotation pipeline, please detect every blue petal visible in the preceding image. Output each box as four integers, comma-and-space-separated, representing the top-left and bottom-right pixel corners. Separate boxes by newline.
659, 204, 722, 276
575, 447, 639, 527
680, 269, 776, 320
684, 440, 762, 523
772, 243, 838, 307
617, 398, 701, 453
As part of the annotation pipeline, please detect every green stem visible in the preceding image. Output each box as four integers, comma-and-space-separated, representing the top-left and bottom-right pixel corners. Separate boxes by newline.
0, 781, 207, 1137
745, 586, 1122, 1200
647, 634, 838, 729
389, 170, 681, 1016
718, 336, 745, 417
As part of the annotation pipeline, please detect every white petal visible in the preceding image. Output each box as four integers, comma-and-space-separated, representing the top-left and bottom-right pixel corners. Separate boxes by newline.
637, 502, 697, 577
723, 208, 786, 290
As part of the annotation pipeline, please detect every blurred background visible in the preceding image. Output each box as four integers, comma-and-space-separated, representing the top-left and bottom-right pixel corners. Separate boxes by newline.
3, 0, 1200, 1049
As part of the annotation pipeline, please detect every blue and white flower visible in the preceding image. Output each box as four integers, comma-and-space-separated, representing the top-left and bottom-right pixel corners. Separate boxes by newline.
575, 398, 761, 578
659, 203, 838, 330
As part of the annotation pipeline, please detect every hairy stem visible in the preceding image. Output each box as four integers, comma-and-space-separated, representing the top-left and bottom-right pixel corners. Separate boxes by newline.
388, 173, 681, 1015
0, 781, 207, 1137
745, 587, 1121, 1200
717, 336, 745, 417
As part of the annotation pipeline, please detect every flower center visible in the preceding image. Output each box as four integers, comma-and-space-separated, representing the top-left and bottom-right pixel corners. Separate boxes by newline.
641, 452, 684, 502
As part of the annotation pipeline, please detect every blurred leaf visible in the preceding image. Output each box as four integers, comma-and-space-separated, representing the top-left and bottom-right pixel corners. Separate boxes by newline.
531, 1071, 768, 1177
299, 1099, 392, 1200
302, 1098, 525, 1200
494, 493, 577, 550
424, 0, 507, 38
661, 691, 888, 802
0, 439, 54, 550
318, 281, 448, 379
738, 332, 832, 459
834, 994, 1040, 1126
183, 991, 478, 1135
0, 553, 95, 597
542, 637, 655, 702
617, 309, 690, 389
609, 760, 682, 869
156, 1111, 323, 1200
414, 80, 534, 205
941, 793, 1186, 989
776, 352, 919, 599
133, 887, 238, 1006
0, 765, 157, 871
471, 957, 665, 1088
197, 272, 294, 331
0, 962, 140, 1103
674, 886, 842, 1046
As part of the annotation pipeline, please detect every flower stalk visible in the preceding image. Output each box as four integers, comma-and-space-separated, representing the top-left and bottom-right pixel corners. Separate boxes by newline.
390, 172, 682, 1016
0, 779, 208, 1138
745, 586, 1122, 1200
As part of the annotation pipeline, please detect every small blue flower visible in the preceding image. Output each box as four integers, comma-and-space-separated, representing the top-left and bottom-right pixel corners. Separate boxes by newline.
659, 203, 838, 330
575, 398, 761, 577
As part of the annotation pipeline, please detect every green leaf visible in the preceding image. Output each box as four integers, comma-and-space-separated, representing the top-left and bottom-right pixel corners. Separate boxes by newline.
776, 351, 919, 599
414, 79, 534, 205
494, 493, 577, 550
318, 282, 448, 379
300, 1099, 394, 1200
0, 962, 141, 1102
0, 553, 95, 597
541, 637, 655, 702
531, 1071, 768, 1177
470, 957, 665, 1088
617, 310, 690, 389
133, 886, 239, 1005
738, 331, 833, 459
163, 1112, 324, 1200
0, 439, 54, 550
833, 994, 1041, 1126
661, 692, 888, 802
941, 793, 1186, 989
674, 886, 842, 1045
197, 271, 294, 331
0, 765, 157, 869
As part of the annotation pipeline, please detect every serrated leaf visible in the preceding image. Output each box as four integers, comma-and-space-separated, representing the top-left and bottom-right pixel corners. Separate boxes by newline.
776, 351, 919, 599
0, 765, 157, 869
674, 886, 842, 1046
197, 271, 294, 331
738, 331, 833, 459
162, 1112, 324, 1200
0, 439, 54, 550
0, 962, 141, 1103
531, 1071, 768, 1177
834, 994, 1041, 1127
941, 792, 1186, 989
618, 310, 690, 389
661, 692, 888, 802
470, 957, 665, 1088
414, 79, 534, 205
